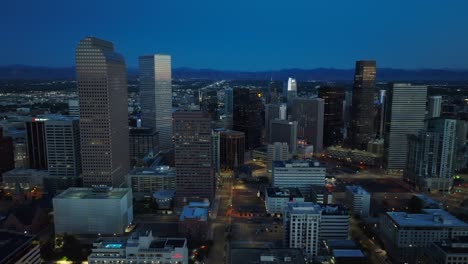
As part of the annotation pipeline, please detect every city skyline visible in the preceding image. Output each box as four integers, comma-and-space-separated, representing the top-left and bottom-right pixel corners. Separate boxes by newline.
2, 1, 468, 70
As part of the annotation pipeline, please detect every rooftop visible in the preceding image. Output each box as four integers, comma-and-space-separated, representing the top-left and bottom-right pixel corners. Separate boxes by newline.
3, 168, 48, 176
332, 249, 365, 258
325, 240, 358, 250
345, 185, 370, 195
0, 230, 36, 262
129, 166, 176, 177
266, 187, 303, 198
387, 209, 468, 228
180, 203, 209, 221
273, 159, 323, 168
54, 187, 130, 200
153, 189, 176, 200
285, 202, 348, 215
230, 248, 306, 264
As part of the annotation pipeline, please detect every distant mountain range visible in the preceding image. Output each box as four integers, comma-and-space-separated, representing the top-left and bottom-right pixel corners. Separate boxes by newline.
1, 65, 468, 82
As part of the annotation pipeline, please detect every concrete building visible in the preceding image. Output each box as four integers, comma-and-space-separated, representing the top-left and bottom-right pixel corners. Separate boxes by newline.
283, 202, 349, 259
128, 166, 176, 200
428, 96, 442, 118
88, 231, 188, 264
53, 187, 133, 235
139, 54, 173, 150
291, 98, 324, 153
233, 88, 263, 149
76, 37, 129, 187
270, 119, 298, 153
219, 130, 245, 171
421, 237, 468, 264
179, 202, 209, 241
230, 248, 306, 264
45, 117, 81, 181
385, 83, 427, 171
128, 127, 158, 167
266, 142, 289, 171
68, 99, 79, 117
0, 230, 41, 264
272, 160, 325, 193
2, 168, 47, 189
310, 185, 333, 204
406, 118, 458, 193
347, 60, 377, 150
318, 86, 346, 147
265, 187, 304, 214
173, 111, 214, 203
380, 209, 468, 264
25, 119, 48, 170
345, 185, 371, 217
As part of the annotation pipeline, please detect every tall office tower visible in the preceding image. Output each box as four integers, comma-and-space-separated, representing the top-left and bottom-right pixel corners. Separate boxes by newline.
212, 129, 222, 173
129, 127, 158, 167
139, 54, 173, 150
343, 91, 353, 135
76, 37, 129, 187
14, 140, 28, 168
0, 126, 14, 176
68, 99, 79, 117
26, 119, 48, 170
224, 88, 233, 116
270, 119, 298, 153
45, 118, 81, 178
173, 111, 215, 203
318, 86, 345, 147
427, 96, 442, 118
291, 98, 324, 153
220, 130, 245, 171
279, 103, 287, 120
385, 84, 427, 171
454, 120, 468, 171
285, 77, 297, 106
265, 104, 280, 143
266, 142, 289, 170
233, 88, 263, 149
378, 90, 387, 138
200, 89, 219, 121
406, 118, 458, 193
283, 202, 349, 259
347, 60, 377, 150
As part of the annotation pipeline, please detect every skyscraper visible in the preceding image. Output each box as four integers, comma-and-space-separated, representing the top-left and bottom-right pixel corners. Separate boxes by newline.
285, 77, 297, 106
224, 88, 233, 116
76, 37, 129, 187
318, 86, 345, 147
385, 83, 427, 171
26, 119, 48, 170
139, 54, 173, 150
233, 88, 263, 149
0, 126, 14, 177
265, 104, 280, 143
173, 111, 214, 203
219, 130, 245, 171
291, 98, 324, 153
348, 60, 377, 150
270, 119, 298, 153
427, 96, 442, 118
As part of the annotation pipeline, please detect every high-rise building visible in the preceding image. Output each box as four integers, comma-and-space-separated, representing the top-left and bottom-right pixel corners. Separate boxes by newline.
68, 99, 79, 118
319, 87, 345, 147
267, 142, 289, 170
406, 118, 458, 193
0, 126, 14, 177
285, 77, 297, 106
291, 98, 324, 153
265, 104, 280, 143
173, 111, 215, 203
219, 130, 245, 171
348, 60, 377, 150
200, 89, 219, 121
76, 37, 129, 187
270, 119, 298, 153
283, 202, 349, 259
139, 54, 173, 150
128, 127, 158, 167
233, 88, 263, 149
25, 119, 48, 170
45, 117, 81, 179
428, 96, 442, 118
224, 88, 233, 116
385, 83, 427, 171
272, 160, 325, 193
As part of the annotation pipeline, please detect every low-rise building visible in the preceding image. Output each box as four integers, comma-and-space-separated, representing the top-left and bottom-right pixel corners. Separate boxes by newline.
265, 187, 304, 215
53, 187, 133, 235
380, 209, 468, 264
421, 237, 468, 264
345, 185, 371, 217
273, 160, 326, 194
230, 248, 306, 264
128, 166, 176, 200
0, 230, 41, 264
88, 230, 188, 264
2, 168, 47, 189
311, 185, 333, 204
179, 202, 209, 241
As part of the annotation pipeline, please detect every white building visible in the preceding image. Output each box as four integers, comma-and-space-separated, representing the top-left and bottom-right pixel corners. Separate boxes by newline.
267, 142, 289, 170
53, 187, 133, 235
380, 209, 468, 264
427, 96, 442, 118
68, 99, 79, 117
345, 185, 371, 217
283, 202, 349, 259
88, 230, 188, 264
128, 166, 176, 200
265, 187, 304, 214
273, 160, 325, 193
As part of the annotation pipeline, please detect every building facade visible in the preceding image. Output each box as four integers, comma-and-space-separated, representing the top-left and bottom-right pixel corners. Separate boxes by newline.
129, 127, 158, 167
219, 130, 245, 171
233, 88, 263, 149
267, 142, 289, 170
319, 86, 346, 147
128, 166, 176, 200
0, 126, 14, 177
291, 98, 324, 153
428, 96, 442, 119
421, 237, 468, 264
265, 187, 304, 214
76, 37, 129, 187
25, 119, 48, 170
270, 119, 298, 153
272, 160, 325, 194
139, 54, 173, 150
345, 185, 371, 217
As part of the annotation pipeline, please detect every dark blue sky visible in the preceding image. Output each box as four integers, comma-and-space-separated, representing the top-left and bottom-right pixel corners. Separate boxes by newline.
1, 0, 468, 70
